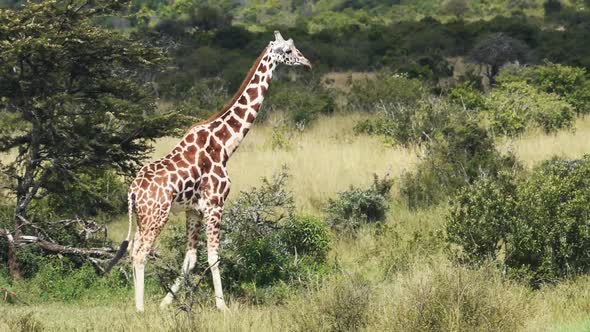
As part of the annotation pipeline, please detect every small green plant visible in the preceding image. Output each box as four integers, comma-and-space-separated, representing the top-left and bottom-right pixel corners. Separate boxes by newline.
325, 174, 393, 233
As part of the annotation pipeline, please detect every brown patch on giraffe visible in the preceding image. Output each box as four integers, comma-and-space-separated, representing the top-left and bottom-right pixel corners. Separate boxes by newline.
211, 176, 219, 191
196, 129, 209, 147
178, 169, 189, 179
208, 121, 222, 131
263, 55, 270, 62
212, 165, 224, 177
190, 166, 199, 179
219, 181, 227, 194
198, 151, 212, 173
251, 74, 260, 84
185, 133, 195, 143
176, 158, 189, 169
140, 179, 149, 189
184, 145, 197, 164
238, 95, 247, 105
260, 64, 267, 73
206, 137, 222, 162
226, 116, 242, 133
246, 113, 255, 123
251, 103, 261, 112
220, 111, 231, 120
171, 153, 183, 164
260, 85, 267, 95
234, 107, 247, 119
246, 87, 258, 101
214, 125, 232, 144
165, 161, 176, 172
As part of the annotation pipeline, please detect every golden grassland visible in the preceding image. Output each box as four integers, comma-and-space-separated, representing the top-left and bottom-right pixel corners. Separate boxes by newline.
4, 114, 590, 331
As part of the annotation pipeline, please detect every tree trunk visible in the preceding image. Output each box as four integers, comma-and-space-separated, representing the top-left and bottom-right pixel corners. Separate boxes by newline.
5, 231, 21, 280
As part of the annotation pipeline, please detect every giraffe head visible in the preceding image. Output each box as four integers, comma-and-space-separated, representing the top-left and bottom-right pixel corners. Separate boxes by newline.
269, 31, 312, 69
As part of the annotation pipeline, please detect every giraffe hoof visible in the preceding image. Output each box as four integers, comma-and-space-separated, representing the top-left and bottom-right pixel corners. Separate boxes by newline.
160, 294, 174, 309
216, 302, 229, 312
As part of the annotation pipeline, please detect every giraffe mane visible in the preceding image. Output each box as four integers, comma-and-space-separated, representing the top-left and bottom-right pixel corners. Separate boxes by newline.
195, 47, 269, 126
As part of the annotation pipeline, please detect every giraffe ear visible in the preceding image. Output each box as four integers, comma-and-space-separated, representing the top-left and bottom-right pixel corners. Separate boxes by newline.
287, 38, 294, 46
274, 30, 285, 42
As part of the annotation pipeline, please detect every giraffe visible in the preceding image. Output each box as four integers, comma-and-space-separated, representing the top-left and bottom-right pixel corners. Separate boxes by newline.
105, 31, 311, 313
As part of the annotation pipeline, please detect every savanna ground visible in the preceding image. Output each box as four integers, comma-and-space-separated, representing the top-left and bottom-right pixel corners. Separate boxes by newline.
3, 113, 590, 332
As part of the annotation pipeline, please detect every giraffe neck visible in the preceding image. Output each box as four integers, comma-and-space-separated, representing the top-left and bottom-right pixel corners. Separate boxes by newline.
205, 47, 277, 157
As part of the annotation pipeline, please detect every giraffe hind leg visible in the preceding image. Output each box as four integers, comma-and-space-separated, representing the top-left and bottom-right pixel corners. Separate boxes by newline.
160, 208, 202, 308
205, 205, 227, 310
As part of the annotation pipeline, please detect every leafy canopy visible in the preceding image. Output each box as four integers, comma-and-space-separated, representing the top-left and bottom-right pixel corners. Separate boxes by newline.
0, 0, 183, 218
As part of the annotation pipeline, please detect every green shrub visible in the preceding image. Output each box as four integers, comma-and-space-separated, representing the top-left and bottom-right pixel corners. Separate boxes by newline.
400, 117, 519, 209
485, 81, 575, 136
325, 174, 393, 233
496, 62, 590, 115
25, 257, 129, 302
263, 78, 336, 126
448, 156, 590, 286
354, 97, 456, 147
347, 73, 425, 113
447, 81, 486, 111
30, 169, 127, 220
532, 62, 590, 114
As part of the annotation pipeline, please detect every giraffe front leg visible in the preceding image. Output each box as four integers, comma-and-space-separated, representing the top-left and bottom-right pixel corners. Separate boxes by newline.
205, 205, 227, 311
160, 209, 202, 308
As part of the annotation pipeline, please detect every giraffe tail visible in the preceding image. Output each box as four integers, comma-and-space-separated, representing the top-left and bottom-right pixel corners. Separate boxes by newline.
104, 192, 134, 274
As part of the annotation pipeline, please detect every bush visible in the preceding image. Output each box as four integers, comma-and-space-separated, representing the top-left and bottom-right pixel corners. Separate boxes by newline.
22, 256, 129, 302
347, 73, 425, 113
448, 156, 590, 286
263, 78, 336, 126
325, 174, 393, 233
354, 97, 456, 147
400, 117, 519, 209
447, 81, 486, 111
222, 170, 330, 294
30, 169, 128, 220
485, 81, 575, 136
497, 62, 590, 115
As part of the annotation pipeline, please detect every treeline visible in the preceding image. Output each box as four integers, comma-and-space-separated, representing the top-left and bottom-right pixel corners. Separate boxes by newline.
116, 1, 590, 101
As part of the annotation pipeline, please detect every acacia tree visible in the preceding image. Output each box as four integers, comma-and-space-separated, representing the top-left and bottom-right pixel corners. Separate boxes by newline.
468, 33, 530, 86
0, 0, 183, 278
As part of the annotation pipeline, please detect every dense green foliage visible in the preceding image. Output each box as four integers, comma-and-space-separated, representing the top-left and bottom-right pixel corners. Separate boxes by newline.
221, 171, 331, 296
400, 115, 519, 209
0, 0, 184, 227
485, 81, 575, 135
448, 156, 590, 286
325, 174, 393, 233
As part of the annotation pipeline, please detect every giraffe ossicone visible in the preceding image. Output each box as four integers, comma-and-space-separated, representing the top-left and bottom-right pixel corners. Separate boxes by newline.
104, 31, 311, 313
